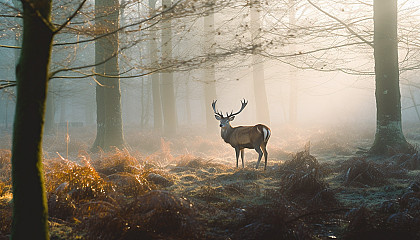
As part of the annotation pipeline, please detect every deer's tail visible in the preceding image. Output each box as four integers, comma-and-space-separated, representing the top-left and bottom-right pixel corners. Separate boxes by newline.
263, 126, 271, 142
257, 124, 271, 143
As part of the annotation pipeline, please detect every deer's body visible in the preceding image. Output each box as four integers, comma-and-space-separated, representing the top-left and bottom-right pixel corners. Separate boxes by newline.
212, 100, 271, 170
221, 124, 270, 149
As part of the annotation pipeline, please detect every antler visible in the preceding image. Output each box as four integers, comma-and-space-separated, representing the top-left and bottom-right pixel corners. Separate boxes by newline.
212, 100, 224, 118
228, 99, 248, 117
213, 99, 248, 118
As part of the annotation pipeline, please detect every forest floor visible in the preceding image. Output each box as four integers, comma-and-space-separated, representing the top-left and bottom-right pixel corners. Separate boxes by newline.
0, 124, 420, 239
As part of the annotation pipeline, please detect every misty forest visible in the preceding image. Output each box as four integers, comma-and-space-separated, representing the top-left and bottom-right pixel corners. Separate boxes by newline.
1, 0, 420, 239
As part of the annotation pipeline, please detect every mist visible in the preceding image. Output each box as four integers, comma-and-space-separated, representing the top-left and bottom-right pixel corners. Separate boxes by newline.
1, 0, 420, 239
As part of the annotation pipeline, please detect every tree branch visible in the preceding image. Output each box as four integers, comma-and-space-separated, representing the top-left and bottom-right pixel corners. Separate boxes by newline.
0, 14, 23, 18
307, 0, 373, 48
262, 41, 369, 58
21, 0, 56, 32
0, 44, 21, 49
53, 0, 181, 46
53, 0, 87, 34
0, 80, 17, 90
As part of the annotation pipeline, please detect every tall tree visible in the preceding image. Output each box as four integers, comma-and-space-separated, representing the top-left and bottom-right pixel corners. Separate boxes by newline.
204, 12, 218, 134
370, 0, 411, 154
250, 1, 270, 125
288, 0, 413, 154
11, 0, 53, 238
92, 0, 126, 150
161, 0, 177, 136
149, 0, 163, 132
288, 0, 297, 125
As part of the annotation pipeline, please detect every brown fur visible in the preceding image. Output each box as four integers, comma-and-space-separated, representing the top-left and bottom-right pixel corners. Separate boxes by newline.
221, 123, 271, 170
212, 99, 271, 170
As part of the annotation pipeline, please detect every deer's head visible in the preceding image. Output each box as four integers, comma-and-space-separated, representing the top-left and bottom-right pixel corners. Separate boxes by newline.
212, 99, 248, 129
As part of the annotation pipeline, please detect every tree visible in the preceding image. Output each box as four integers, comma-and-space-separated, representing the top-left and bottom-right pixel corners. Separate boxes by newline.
11, 0, 53, 238
370, 0, 411, 154
148, 0, 163, 132
203, 11, 218, 134
263, 0, 415, 154
250, 1, 270, 125
92, 0, 126, 151
288, 0, 298, 125
160, 0, 177, 136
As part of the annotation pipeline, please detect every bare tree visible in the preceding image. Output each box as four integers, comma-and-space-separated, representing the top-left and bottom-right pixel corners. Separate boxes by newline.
370, 0, 411, 154
148, 0, 163, 131
203, 11, 218, 133
11, 0, 59, 237
92, 0, 126, 150
288, 0, 298, 125
160, 0, 177, 136
250, 0, 270, 125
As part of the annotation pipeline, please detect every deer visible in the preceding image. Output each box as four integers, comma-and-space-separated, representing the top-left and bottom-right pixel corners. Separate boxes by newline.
212, 99, 271, 170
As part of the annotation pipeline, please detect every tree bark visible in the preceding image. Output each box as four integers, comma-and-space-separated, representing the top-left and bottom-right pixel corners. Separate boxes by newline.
161, 0, 177, 137
250, 2, 270, 125
370, 0, 411, 154
11, 0, 52, 238
92, 0, 126, 151
204, 12, 218, 134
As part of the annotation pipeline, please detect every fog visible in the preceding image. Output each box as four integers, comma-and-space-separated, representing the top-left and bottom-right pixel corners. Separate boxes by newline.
0, 0, 419, 138
2, 1, 420, 238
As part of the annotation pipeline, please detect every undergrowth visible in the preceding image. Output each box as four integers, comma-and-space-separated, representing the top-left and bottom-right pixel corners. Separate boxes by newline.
0, 129, 420, 239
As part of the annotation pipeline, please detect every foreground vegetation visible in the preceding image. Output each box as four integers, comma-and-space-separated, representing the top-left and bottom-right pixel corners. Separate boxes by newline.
0, 125, 419, 239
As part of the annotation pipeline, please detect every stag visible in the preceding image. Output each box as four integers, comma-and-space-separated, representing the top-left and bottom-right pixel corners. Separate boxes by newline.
212, 99, 271, 170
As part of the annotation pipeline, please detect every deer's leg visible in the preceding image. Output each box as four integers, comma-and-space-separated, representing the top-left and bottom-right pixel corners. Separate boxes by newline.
240, 149, 244, 168
254, 146, 263, 169
261, 142, 268, 170
235, 148, 240, 168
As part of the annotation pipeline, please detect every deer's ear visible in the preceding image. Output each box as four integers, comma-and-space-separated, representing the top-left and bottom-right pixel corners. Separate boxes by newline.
229, 116, 235, 121
215, 115, 222, 120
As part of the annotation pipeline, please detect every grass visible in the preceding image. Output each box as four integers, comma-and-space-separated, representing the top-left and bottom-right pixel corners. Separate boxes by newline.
0, 125, 419, 239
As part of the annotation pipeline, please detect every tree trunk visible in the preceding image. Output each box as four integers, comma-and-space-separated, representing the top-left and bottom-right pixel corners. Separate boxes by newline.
148, 0, 162, 132
204, 13, 218, 134
85, 89, 95, 126
44, 82, 55, 134
250, 2, 270, 125
370, 0, 411, 154
4, 99, 8, 129
151, 74, 162, 131
288, 0, 298, 125
161, 0, 177, 136
11, 0, 52, 238
92, 0, 126, 151
288, 66, 298, 125
408, 86, 420, 121
185, 81, 192, 124
142, 79, 152, 128
151, 74, 162, 129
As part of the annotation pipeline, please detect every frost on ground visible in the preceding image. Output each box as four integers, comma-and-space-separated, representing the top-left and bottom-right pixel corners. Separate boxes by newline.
0, 125, 420, 239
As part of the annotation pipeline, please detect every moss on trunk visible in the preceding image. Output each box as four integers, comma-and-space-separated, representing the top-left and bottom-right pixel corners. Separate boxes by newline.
11, 0, 53, 239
